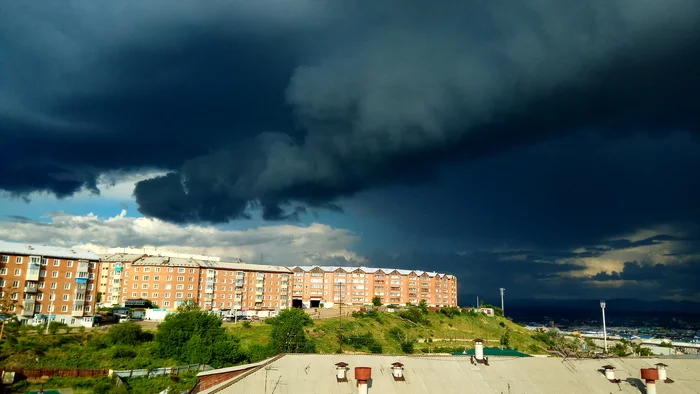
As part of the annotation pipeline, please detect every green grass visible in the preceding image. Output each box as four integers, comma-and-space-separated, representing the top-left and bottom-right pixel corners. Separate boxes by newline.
224, 321, 272, 349
307, 311, 549, 355
125, 371, 199, 394
9, 376, 116, 394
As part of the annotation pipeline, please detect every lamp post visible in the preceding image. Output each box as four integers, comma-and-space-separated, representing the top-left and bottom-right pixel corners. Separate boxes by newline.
499, 288, 505, 317
600, 300, 608, 353
45, 292, 55, 335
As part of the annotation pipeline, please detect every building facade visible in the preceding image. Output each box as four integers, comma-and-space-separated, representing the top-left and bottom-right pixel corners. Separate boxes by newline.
0, 240, 100, 326
290, 266, 458, 308
98, 253, 292, 311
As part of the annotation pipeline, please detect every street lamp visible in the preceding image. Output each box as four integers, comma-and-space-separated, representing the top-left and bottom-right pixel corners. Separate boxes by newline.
499, 288, 505, 317
45, 292, 55, 335
600, 300, 608, 353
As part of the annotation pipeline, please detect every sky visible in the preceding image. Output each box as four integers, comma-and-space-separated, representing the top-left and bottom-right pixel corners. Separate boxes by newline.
1, 0, 699, 304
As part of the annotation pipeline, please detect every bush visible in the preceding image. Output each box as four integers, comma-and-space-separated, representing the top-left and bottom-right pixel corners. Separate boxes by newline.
242, 321, 252, 328
344, 332, 383, 353
439, 307, 461, 319
106, 322, 152, 346
398, 306, 429, 325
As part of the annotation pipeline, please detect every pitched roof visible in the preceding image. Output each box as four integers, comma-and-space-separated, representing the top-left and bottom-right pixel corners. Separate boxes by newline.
0, 240, 99, 261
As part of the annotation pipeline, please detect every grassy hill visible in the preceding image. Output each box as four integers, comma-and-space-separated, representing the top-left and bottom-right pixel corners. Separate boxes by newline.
227, 310, 549, 356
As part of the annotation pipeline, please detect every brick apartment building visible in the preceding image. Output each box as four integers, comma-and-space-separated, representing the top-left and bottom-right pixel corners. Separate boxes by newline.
99, 253, 292, 311
0, 240, 100, 327
290, 266, 458, 308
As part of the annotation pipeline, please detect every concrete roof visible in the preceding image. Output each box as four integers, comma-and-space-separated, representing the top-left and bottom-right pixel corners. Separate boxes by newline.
211, 261, 292, 274
291, 266, 453, 278
0, 240, 99, 261
100, 253, 145, 262
199, 354, 700, 394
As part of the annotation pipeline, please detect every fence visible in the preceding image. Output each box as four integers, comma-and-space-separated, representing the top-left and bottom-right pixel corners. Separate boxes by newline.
112, 364, 212, 379
0, 368, 108, 380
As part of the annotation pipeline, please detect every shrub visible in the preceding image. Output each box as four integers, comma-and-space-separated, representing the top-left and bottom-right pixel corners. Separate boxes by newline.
242, 321, 252, 328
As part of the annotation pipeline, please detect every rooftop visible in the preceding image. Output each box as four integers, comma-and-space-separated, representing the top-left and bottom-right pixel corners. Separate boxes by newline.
99, 253, 292, 273
0, 240, 99, 261
291, 265, 454, 278
198, 354, 700, 394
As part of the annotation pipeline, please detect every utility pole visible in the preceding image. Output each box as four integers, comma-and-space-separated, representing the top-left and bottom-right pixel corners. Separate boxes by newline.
337, 282, 344, 353
600, 300, 608, 353
46, 292, 55, 335
500, 288, 505, 317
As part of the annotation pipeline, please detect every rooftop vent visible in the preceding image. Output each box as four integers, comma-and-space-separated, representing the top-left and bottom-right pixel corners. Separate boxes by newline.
355, 367, 371, 394
391, 362, 405, 381
602, 365, 620, 383
655, 363, 673, 383
335, 362, 349, 382
641, 368, 659, 394
473, 338, 489, 365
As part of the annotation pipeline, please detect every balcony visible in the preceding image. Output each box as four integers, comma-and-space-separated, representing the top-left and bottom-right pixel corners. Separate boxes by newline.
206, 271, 216, 278
205, 286, 214, 293
21, 300, 35, 316
25, 266, 40, 281
24, 285, 38, 293
71, 310, 84, 317
235, 281, 245, 287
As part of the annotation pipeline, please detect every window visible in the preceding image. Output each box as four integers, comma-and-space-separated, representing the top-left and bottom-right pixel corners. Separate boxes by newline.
62, 294, 69, 301
176, 292, 183, 298
178, 268, 185, 273
163, 301, 170, 307
154, 276, 159, 281
89, 273, 94, 279
188, 293, 193, 298
177, 276, 184, 281
0, 280, 4, 287
85, 306, 91, 312
176, 284, 184, 290
132, 292, 137, 297
133, 276, 139, 280
53, 259, 60, 266
50, 282, 57, 289
144, 267, 151, 272
67, 261, 74, 267
35, 305, 42, 313
153, 284, 159, 289
143, 275, 150, 281
10, 292, 18, 300
155, 267, 161, 273
166, 276, 172, 281
86, 295, 92, 301
40, 270, 46, 277
134, 267, 140, 272
13, 269, 21, 276
61, 305, 68, 312
189, 277, 194, 282
168, 267, 173, 272
38, 282, 45, 288
11, 280, 19, 288
41, 258, 48, 265
164, 292, 171, 298
188, 284, 194, 290
64, 283, 71, 290
165, 284, 172, 290
52, 271, 58, 278
0, 268, 6, 275
142, 284, 149, 289
87, 284, 93, 290
133, 284, 138, 289
141, 292, 147, 297
0, 255, 7, 263
65, 272, 72, 278
15, 256, 23, 263
152, 292, 159, 298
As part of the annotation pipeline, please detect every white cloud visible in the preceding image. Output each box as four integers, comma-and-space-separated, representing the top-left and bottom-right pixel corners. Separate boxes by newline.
0, 210, 364, 266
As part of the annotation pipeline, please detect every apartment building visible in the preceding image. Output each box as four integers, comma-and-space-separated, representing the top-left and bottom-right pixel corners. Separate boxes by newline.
290, 266, 458, 308
98, 253, 292, 311
0, 240, 100, 326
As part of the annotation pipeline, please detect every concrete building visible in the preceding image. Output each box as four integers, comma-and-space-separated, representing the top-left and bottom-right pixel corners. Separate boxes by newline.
289, 266, 458, 308
98, 253, 292, 312
0, 240, 100, 327
195, 354, 700, 394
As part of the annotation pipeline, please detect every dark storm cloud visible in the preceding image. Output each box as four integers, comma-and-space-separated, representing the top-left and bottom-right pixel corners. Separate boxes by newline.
366, 234, 700, 301
1, 1, 699, 223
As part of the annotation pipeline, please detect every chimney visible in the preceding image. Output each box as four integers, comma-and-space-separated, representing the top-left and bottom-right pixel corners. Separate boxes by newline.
391, 362, 405, 381
655, 363, 670, 382
355, 367, 371, 394
641, 368, 659, 394
335, 362, 349, 382
602, 365, 617, 381
474, 338, 484, 361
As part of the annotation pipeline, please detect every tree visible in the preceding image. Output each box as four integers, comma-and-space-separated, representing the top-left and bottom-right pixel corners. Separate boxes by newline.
0, 288, 19, 340
372, 296, 382, 307
106, 322, 152, 346
153, 305, 245, 367
265, 308, 315, 353
500, 327, 511, 348
418, 300, 429, 314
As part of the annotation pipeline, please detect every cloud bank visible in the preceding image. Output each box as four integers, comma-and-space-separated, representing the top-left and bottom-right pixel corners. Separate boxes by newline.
1, 0, 698, 222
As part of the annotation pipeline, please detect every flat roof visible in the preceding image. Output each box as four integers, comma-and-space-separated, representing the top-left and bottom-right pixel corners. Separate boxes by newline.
291, 266, 454, 278
200, 354, 700, 394
0, 240, 99, 261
